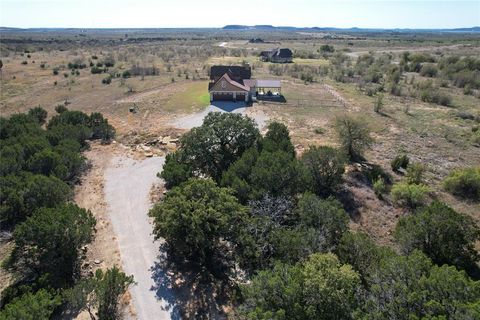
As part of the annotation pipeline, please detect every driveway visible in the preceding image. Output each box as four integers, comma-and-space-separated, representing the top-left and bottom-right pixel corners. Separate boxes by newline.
170, 101, 269, 130
105, 156, 177, 320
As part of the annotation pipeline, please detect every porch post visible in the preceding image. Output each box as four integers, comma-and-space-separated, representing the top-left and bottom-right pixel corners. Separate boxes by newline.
210, 92, 213, 102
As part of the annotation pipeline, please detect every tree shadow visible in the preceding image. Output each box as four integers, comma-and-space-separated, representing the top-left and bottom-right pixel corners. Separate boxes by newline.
150, 244, 232, 320
336, 187, 362, 222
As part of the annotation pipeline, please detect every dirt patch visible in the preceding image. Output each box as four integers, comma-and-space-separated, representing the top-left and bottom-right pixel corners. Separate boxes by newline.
74, 142, 136, 319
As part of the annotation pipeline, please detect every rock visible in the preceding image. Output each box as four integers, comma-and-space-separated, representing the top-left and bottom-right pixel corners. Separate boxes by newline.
162, 136, 171, 145
94, 259, 102, 265
144, 151, 154, 157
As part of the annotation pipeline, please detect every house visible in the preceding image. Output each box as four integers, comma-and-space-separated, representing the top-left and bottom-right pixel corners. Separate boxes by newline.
208, 65, 282, 102
260, 48, 293, 63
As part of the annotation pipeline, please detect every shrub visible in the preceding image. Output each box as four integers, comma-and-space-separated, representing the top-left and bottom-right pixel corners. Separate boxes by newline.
420, 88, 452, 106
364, 163, 391, 185
334, 115, 373, 161
391, 182, 430, 209
21, 61, 28, 65
0, 290, 61, 320
405, 162, 425, 184
443, 167, 480, 201
391, 154, 409, 172
394, 201, 480, 271
90, 66, 104, 74
52, 68, 59, 75
102, 76, 112, 85
373, 94, 384, 113
301, 146, 345, 197
419, 64, 438, 77
121, 70, 131, 78
373, 177, 388, 199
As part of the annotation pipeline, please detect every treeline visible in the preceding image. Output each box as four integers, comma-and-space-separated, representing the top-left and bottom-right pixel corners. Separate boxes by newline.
149, 112, 480, 318
0, 109, 133, 319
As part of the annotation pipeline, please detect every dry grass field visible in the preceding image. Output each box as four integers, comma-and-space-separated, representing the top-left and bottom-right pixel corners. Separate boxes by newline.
1, 29, 479, 259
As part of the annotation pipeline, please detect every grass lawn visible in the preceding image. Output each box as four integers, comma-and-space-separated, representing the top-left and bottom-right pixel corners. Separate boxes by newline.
164, 80, 210, 113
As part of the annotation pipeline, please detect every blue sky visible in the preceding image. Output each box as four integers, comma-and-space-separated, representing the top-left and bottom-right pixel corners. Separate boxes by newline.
1, 0, 479, 29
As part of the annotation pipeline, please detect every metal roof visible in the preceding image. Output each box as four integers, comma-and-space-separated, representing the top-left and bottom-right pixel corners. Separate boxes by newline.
256, 79, 281, 88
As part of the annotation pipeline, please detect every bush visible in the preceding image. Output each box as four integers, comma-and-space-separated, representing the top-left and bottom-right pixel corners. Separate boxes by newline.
420, 88, 452, 106
52, 68, 58, 75
301, 146, 345, 197
373, 94, 384, 113
334, 115, 373, 161
391, 154, 409, 172
0, 289, 61, 320
391, 182, 430, 209
443, 167, 480, 201
373, 177, 388, 199
90, 66, 104, 74
419, 64, 438, 77
405, 162, 425, 184
394, 201, 480, 271
121, 70, 131, 78
102, 76, 112, 85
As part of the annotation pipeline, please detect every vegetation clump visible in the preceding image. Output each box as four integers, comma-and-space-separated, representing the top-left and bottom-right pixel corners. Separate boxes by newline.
443, 167, 480, 201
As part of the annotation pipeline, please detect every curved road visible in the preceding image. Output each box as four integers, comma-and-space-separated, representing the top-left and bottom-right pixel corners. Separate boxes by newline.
105, 156, 176, 320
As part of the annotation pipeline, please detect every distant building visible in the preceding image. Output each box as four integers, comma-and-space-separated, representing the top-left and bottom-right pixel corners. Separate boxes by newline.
260, 48, 293, 63
208, 65, 282, 102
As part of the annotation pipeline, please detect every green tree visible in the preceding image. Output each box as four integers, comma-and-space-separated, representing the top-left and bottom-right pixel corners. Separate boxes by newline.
89, 112, 115, 142
159, 151, 193, 189
176, 112, 260, 182
64, 267, 135, 320
336, 231, 394, 285
12, 204, 96, 287
394, 201, 480, 271
361, 250, 480, 319
149, 178, 247, 274
296, 193, 349, 250
94, 267, 135, 320
301, 146, 345, 197
302, 253, 361, 320
334, 115, 373, 161
27, 148, 63, 177
0, 173, 72, 225
27, 107, 48, 125
220, 147, 259, 203
239, 261, 305, 320
261, 122, 295, 157
239, 253, 361, 320
0, 289, 61, 320
250, 150, 311, 199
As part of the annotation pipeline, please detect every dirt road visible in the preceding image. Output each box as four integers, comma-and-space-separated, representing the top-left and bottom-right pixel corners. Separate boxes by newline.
105, 156, 176, 320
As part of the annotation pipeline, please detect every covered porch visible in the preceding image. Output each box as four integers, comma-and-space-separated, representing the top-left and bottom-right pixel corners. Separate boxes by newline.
255, 79, 283, 100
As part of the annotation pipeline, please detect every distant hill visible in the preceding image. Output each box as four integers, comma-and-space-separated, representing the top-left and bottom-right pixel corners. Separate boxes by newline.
222, 25, 480, 33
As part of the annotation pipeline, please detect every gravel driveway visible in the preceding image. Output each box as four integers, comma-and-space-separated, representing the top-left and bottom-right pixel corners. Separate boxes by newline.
170, 102, 268, 130
105, 156, 176, 320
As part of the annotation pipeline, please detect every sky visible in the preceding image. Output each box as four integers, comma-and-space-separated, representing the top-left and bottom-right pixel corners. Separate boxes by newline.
0, 0, 479, 29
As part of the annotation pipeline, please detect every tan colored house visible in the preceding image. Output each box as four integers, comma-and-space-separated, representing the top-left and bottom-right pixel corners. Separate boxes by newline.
208, 65, 281, 102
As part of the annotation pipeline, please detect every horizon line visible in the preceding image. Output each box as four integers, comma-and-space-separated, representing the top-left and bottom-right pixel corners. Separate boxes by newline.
1, 25, 479, 30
